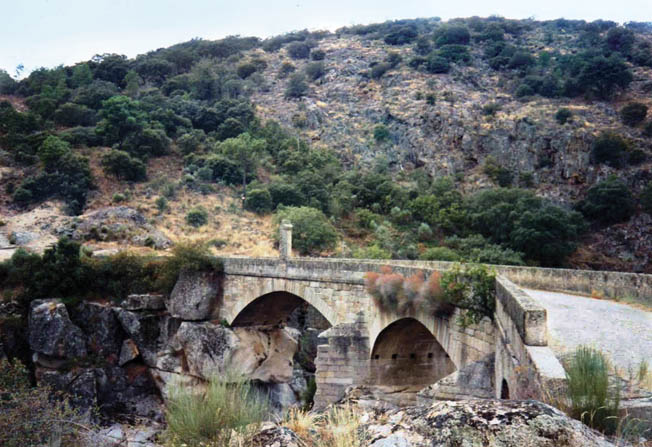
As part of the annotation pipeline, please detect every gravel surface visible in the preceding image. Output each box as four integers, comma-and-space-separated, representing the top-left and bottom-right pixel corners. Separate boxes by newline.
525, 288, 652, 373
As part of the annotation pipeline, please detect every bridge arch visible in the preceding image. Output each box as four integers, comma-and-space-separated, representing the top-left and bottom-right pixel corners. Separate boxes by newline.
368, 317, 456, 387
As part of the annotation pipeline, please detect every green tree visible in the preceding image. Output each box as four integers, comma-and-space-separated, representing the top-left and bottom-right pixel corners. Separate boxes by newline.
101, 149, 147, 181
591, 132, 628, 167
123, 70, 141, 98
577, 55, 633, 99
70, 62, 92, 88
217, 133, 266, 205
38, 135, 71, 169
577, 176, 635, 225
96, 95, 146, 148
244, 188, 273, 214
186, 207, 208, 227
274, 206, 338, 255
285, 73, 308, 98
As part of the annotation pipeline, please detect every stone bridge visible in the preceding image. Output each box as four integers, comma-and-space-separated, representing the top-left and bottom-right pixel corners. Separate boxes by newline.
211, 248, 650, 408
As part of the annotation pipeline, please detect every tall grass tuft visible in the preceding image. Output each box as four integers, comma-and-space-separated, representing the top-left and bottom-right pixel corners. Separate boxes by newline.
164, 375, 271, 447
320, 405, 364, 447
565, 346, 620, 435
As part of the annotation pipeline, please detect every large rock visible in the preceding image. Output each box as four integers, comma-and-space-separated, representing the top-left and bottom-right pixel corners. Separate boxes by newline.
167, 270, 220, 320
36, 367, 98, 412
121, 294, 165, 311
114, 308, 181, 368
171, 322, 299, 382
71, 301, 125, 360
95, 365, 163, 420
362, 399, 616, 447
417, 354, 495, 403
29, 299, 87, 359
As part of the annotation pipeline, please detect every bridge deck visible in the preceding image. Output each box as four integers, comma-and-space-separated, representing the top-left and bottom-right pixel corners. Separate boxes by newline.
524, 288, 652, 373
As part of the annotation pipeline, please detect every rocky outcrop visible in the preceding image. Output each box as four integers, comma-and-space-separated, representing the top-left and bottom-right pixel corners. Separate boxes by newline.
166, 270, 220, 320
417, 354, 495, 403
247, 424, 303, 447
56, 206, 171, 249
121, 294, 166, 311
361, 399, 616, 447
29, 299, 87, 359
71, 301, 125, 360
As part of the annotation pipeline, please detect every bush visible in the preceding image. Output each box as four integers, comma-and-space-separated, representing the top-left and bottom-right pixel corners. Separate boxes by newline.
373, 124, 390, 142
274, 206, 338, 255
38, 135, 71, 168
577, 176, 635, 225
53, 102, 97, 127
286, 41, 311, 59
164, 375, 271, 447
310, 49, 325, 60
426, 54, 450, 73
591, 132, 628, 167
386, 52, 402, 68
620, 102, 648, 126
565, 346, 619, 434
434, 25, 471, 46
576, 55, 633, 100
186, 207, 209, 227
507, 51, 536, 69
420, 246, 461, 261
555, 108, 573, 124
285, 73, 308, 98
305, 62, 325, 81
437, 45, 471, 64
384, 25, 418, 45
101, 149, 147, 181
370, 62, 391, 79
236, 62, 257, 79
278, 62, 296, 79
515, 83, 535, 98
244, 188, 273, 214
644, 122, 652, 138
641, 182, 652, 215
482, 103, 501, 116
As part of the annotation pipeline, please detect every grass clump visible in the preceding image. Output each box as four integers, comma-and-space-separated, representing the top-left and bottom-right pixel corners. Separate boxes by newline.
164, 375, 271, 447
282, 405, 364, 447
565, 346, 620, 435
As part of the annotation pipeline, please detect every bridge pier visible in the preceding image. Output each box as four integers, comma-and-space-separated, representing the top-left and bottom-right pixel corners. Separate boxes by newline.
313, 322, 370, 409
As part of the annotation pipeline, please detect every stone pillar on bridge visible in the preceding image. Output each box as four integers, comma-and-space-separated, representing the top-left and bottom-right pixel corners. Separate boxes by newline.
279, 219, 293, 260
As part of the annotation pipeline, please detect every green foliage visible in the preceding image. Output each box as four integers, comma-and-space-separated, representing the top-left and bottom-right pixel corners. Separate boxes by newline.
0, 69, 17, 94
643, 122, 652, 138
420, 246, 461, 262
483, 156, 513, 186
467, 188, 584, 266
156, 240, 221, 293
53, 102, 97, 127
515, 83, 534, 98
353, 244, 392, 259
482, 103, 500, 116
285, 73, 308, 98
96, 95, 146, 147
445, 235, 525, 266
591, 132, 628, 167
186, 207, 209, 227
311, 49, 326, 60
555, 108, 573, 124
156, 196, 168, 213
384, 25, 418, 45
244, 188, 273, 214
38, 135, 71, 168
426, 54, 450, 73
620, 102, 648, 127
436, 45, 471, 64
101, 149, 147, 181
0, 359, 86, 447
164, 375, 271, 447
434, 25, 471, 46
278, 62, 296, 79
305, 61, 326, 81
286, 41, 311, 59
274, 206, 338, 255
575, 54, 633, 100
373, 124, 390, 142
370, 62, 391, 79
440, 263, 496, 326
577, 176, 635, 225
565, 346, 620, 434
236, 62, 257, 79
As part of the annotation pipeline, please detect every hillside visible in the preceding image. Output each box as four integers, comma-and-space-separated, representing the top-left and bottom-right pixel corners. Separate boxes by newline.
1, 17, 651, 272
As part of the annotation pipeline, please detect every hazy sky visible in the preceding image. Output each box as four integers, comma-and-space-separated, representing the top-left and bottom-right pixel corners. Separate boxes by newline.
2, 0, 651, 75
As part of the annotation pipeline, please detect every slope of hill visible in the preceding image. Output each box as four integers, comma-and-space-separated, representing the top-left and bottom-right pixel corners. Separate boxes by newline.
0, 17, 651, 271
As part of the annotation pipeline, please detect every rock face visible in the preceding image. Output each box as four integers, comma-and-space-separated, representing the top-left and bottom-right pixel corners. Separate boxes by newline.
417, 354, 495, 403
362, 399, 616, 447
166, 270, 220, 320
29, 299, 87, 359
71, 301, 125, 360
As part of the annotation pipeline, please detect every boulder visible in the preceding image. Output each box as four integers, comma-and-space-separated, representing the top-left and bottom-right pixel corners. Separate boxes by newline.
121, 294, 165, 311
171, 322, 239, 379
417, 354, 495, 403
95, 365, 163, 420
119, 339, 140, 366
71, 301, 125, 360
36, 367, 98, 412
167, 270, 220, 320
114, 309, 181, 368
247, 424, 303, 447
29, 299, 87, 359
362, 399, 616, 447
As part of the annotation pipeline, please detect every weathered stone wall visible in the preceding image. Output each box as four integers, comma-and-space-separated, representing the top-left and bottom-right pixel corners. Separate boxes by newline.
494, 276, 566, 400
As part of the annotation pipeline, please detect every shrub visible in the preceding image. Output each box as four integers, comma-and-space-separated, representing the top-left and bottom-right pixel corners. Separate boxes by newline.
155, 196, 168, 213
0, 359, 87, 447
483, 156, 513, 186
576, 55, 633, 100
310, 49, 326, 60
274, 206, 338, 255
644, 122, 652, 138
186, 207, 209, 227
236, 62, 257, 79
641, 182, 652, 215
373, 124, 390, 142
38, 135, 71, 168
164, 375, 271, 447
384, 25, 418, 45
386, 52, 402, 68
285, 73, 308, 98
577, 176, 635, 225
620, 102, 648, 126
565, 346, 619, 434
286, 41, 311, 59
515, 83, 534, 98
426, 93, 436, 104
370, 62, 391, 79
278, 62, 296, 79
156, 240, 221, 293
507, 51, 536, 69
482, 103, 501, 116
440, 263, 496, 326
244, 188, 273, 214
555, 108, 573, 124
305, 62, 325, 81
101, 149, 147, 181
434, 25, 471, 46
353, 244, 392, 260
437, 45, 471, 64
420, 246, 461, 262
53, 102, 97, 127
591, 132, 628, 167
426, 54, 450, 73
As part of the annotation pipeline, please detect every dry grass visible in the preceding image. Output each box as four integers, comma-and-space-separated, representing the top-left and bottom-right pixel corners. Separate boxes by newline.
282, 407, 318, 441
282, 405, 363, 447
